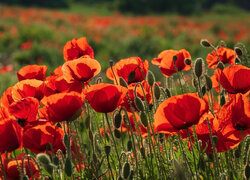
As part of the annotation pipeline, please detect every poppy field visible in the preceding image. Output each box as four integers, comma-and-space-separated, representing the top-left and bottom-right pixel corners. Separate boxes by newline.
0, 5, 250, 180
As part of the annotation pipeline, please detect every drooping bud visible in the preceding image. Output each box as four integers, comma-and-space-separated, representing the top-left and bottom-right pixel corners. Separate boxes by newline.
173, 55, 178, 63
119, 77, 128, 88
36, 153, 51, 165
234, 47, 243, 56
128, 71, 135, 83
194, 58, 203, 78
154, 82, 161, 100
104, 145, 111, 156
114, 113, 122, 128
205, 75, 212, 91
64, 157, 72, 177
114, 128, 121, 139
140, 111, 148, 128
134, 96, 145, 111
184, 58, 192, 65
217, 62, 224, 70
127, 140, 132, 151
123, 162, 131, 179
200, 39, 211, 48
147, 70, 155, 86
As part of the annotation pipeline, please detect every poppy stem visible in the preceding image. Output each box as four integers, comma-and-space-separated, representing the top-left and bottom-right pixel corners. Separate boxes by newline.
110, 65, 118, 85
0, 153, 7, 180
240, 129, 245, 179
104, 112, 121, 174
106, 153, 115, 180
186, 128, 198, 178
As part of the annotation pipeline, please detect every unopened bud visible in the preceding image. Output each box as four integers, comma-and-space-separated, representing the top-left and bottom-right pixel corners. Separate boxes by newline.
127, 140, 132, 151
140, 147, 146, 158
134, 96, 145, 111
128, 71, 135, 83
201, 86, 206, 96
109, 60, 114, 67
114, 128, 121, 139
123, 162, 131, 179
235, 57, 241, 64
95, 77, 103, 84
217, 62, 224, 70
212, 135, 218, 145
173, 55, 178, 63
114, 113, 122, 128
119, 77, 128, 88
36, 153, 51, 165
205, 75, 212, 91
200, 39, 211, 48
194, 58, 203, 78
234, 47, 243, 56
64, 157, 72, 177
184, 58, 192, 65
154, 82, 161, 100
165, 88, 171, 98
147, 70, 155, 86
53, 156, 59, 166
140, 111, 148, 127
220, 95, 226, 106
104, 145, 111, 156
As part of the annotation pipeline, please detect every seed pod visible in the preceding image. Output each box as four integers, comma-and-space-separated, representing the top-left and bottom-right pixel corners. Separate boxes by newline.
184, 58, 192, 65
217, 62, 224, 70
165, 88, 171, 98
173, 55, 178, 63
140, 111, 148, 128
64, 157, 72, 177
194, 58, 203, 78
127, 140, 132, 151
147, 70, 155, 86
36, 153, 51, 165
212, 135, 218, 145
154, 82, 161, 100
200, 39, 211, 48
123, 162, 131, 179
119, 77, 128, 88
128, 71, 135, 83
201, 86, 206, 96
134, 96, 145, 111
205, 75, 212, 91
114, 113, 122, 128
234, 47, 243, 56
104, 145, 111, 156
114, 128, 121, 139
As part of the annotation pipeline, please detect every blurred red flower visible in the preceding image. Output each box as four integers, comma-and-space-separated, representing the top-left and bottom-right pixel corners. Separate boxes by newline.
20, 40, 32, 50
16, 64, 47, 81
63, 37, 94, 61
0, 65, 13, 74
206, 46, 236, 69
85, 83, 127, 113
106, 57, 149, 84
154, 93, 208, 133
151, 49, 191, 77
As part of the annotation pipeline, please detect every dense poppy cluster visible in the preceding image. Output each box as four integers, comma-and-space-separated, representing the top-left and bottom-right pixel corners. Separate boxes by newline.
0, 36, 249, 179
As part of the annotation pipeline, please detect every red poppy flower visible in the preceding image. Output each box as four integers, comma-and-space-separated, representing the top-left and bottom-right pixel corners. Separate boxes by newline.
16, 64, 47, 81
154, 93, 208, 133
216, 65, 250, 94
193, 113, 243, 153
0, 116, 22, 153
0, 64, 13, 74
23, 120, 65, 153
0, 107, 10, 119
219, 93, 250, 130
62, 57, 101, 83
63, 37, 94, 61
21, 40, 32, 50
12, 79, 46, 101
206, 46, 236, 69
8, 97, 39, 126
39, 92, 83, 123
1, 153, 40, 180
85, 83, 127, 113
0, 86, 14, 108
106, 57, 149, 84
151, 49, 191, 77
120, 80, 152, 112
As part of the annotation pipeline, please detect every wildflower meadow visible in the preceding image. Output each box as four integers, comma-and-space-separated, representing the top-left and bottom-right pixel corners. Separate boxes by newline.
0, 4, 250, 180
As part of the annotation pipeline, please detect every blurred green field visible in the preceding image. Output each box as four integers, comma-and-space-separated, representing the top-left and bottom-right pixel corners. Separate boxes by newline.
0, 4, 250, 95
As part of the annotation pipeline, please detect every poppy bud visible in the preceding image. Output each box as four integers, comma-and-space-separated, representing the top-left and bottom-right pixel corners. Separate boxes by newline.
194, 58, 203, 78
114, 113, 122, 128
140, 147, 146, 159
148, 103, 153, 111
217, 62, 224, 70
140, 111, 148, 128
234, 47, 243, 56
53, 156, 60, 166
173, 55, 178, 63
244, 164, 250, 180
36, 153, 51, 165
235, 57, 241, 64
134, 96, 145, 112
201, 86, 206, 96
109, 60, 114, 67
127, 140, 132, 151
200, 39, 211, 48
220, 95, 226, 106
64, 157, 72, 177
104, 145, 111, 156
123, 162, 131, 179
147, 70, 155, 86
114, 128, 121, 139
165, 88, 171, 98
45, 163, 54, 175
154, 82, 161, 100
128, 71, 135, 83
119, 77, 128, 88
212, 135, 218, 145
205, 75, 212, 91
184, 58, 192, 65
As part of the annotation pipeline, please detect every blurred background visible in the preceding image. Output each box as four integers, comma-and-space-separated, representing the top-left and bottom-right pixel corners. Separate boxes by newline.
0, 0, 249, 94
